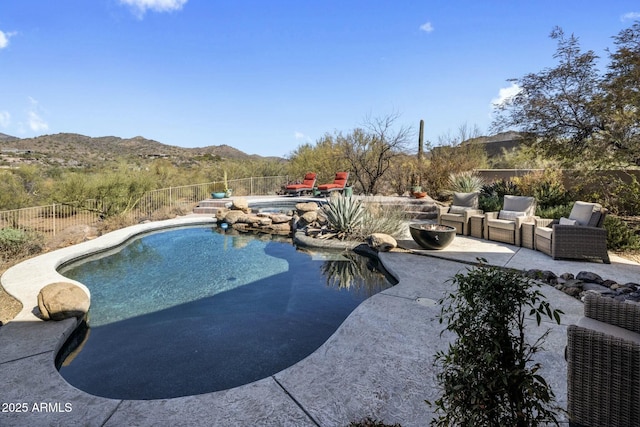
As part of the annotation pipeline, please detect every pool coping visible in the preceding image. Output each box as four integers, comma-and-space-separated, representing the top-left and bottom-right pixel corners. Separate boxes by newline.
2, 213, 636, 425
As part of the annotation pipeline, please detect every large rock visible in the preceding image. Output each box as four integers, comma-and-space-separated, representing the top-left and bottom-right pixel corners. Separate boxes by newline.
296, 202, 319, 213
37, 282, 89, 321
366, 233, 397, 252
300, 211, 318, 225
224, 210, 247, 224
231, 198, 249, 211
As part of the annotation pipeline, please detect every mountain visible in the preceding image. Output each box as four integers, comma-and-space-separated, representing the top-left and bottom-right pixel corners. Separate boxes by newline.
463, 131, 526, 158
0, 133, 281, 167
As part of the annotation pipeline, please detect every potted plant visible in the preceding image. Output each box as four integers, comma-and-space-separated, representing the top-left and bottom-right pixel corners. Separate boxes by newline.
211, 171, 230, 199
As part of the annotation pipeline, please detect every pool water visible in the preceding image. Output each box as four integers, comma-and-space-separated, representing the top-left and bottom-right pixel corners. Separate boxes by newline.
57, 226, 395, 400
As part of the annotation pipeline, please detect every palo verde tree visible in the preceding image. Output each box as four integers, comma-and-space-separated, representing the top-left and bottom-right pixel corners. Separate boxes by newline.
337, 113, 412, 195
492, 22, 640, 168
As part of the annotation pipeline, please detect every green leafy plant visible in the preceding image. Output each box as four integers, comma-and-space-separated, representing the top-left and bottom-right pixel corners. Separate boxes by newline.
478, 179, 520, 212
429, 260, 563, 426
446, 171, 485, 194
605, 215, 640, 251
358, 199, 407, 238
321, 193, 365, 239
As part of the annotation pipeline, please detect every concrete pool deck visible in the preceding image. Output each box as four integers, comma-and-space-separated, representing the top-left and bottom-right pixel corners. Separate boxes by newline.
1, 213, 639, 426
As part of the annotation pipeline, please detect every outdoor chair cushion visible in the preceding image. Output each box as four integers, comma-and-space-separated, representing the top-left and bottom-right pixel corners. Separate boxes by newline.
503, 195, 536, 216
318, 172, 349, 191
567, 201, 602, 226
559, 217, 577, 226
488, 218, 517, 230
452, 192, 478, 208
498, 210, 527, 221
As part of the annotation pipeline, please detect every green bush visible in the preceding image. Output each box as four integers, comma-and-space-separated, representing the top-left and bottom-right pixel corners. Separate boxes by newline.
0, 228, 43, 262
429, 260, 563, 426
512, 170, 569, 209
535, 204, 573, 220
478, 179, 520, 212
605, 216, 640, 251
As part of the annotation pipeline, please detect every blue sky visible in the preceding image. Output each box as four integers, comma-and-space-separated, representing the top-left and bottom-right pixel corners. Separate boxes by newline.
1, 1, 639, 157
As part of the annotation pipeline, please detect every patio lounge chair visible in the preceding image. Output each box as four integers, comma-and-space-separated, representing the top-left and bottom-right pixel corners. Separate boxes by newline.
484, 195, 537, 246
437, 192, 482, 235
534, 201, 609, 263
567, 294, 640, 426
317, 172, 349, 196
284, 172, 317, 196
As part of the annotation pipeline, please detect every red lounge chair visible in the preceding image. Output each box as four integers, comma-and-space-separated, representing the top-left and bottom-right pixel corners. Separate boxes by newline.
317, 172, 349, 196
284, 172, 317, 196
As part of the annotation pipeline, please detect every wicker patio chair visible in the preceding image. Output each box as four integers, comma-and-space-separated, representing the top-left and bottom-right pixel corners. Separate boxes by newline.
484, 195, 537, 246
567, 294, 640, 427
534, 201, 609, 263
437, 192, 482, 235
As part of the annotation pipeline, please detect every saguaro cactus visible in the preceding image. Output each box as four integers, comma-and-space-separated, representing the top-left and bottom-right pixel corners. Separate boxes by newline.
418, 119, 424, 160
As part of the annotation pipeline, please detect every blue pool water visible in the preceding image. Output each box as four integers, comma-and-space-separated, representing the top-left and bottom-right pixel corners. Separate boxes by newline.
57, 226, 394, 399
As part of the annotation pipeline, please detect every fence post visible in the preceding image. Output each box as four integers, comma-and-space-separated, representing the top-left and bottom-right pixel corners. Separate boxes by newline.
52, 203, 56, 237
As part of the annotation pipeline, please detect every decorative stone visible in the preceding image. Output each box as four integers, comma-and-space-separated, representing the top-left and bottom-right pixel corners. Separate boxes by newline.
37, 282, 89, 321
231, 198, 249, 211
366, 233, 397, 252
296, 202, 319, 213
563, 287, 583, 297
270, 214, 292, 224
224, 210, 247, 224
300, 211, 318, 224
559, 272, 575, 281
215, 208, 229, 221
576, 271, 604, 284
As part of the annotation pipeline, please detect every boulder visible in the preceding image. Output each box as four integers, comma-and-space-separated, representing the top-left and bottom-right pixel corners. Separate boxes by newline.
300, 211, 318, 225
296, 202, 319, 213
231, 198, 249, 211
224, 210, 247, 224
366, 233, 397, 252
37, 282, 89, 321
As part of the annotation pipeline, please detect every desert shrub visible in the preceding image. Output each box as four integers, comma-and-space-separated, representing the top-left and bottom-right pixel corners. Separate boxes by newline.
429, 260, 563, 426
358, 199, 407, 238
512, 170, 569, 209
535, 204, 573, 220
608, 175, 640, 216
605, 216, 640, 251
0, 228, 43, 262
478, 179, 520, 212
445, 171, 485, 194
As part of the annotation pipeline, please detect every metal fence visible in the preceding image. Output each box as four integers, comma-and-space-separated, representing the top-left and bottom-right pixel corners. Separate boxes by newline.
0, 176, 288, 239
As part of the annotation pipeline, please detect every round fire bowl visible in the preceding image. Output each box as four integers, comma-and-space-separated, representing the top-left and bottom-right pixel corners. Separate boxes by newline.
409, 223, 456, 250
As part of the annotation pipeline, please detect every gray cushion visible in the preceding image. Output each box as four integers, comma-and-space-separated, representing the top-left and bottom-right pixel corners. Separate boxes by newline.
503, 195, 536, 215
498, 210, 526, 221
452, 192, 478, 209
535, 226, 553, 239
559, 217, 577, 226
577, 316, 640, 344
449, 205, 470, 214
569, 201, 601, 226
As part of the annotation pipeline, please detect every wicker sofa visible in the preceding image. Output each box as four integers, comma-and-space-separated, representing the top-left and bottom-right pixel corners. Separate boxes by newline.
437, 192, 482, 235
534, 201, 609, 263
567, 294, 640, 427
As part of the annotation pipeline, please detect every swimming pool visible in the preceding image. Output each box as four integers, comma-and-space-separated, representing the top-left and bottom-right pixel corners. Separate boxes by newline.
57, 226, 395, 400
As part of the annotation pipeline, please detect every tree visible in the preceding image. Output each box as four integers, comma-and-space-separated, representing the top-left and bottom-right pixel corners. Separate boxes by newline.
492, 27, 605, 167
492, 22, 640, 168
337, 113, 412, 195
600, 21, 640, 166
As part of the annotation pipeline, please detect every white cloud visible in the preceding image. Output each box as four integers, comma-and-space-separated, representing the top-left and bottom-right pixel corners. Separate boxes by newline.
0, 111, 10, 127
491, 83, 522, 107
119, 0, 187, 17
294, 131, 312, 143
0, 30, 13, 49
27, 97, 48, 132
419, 22, 434, 33
621, 12, 640, 21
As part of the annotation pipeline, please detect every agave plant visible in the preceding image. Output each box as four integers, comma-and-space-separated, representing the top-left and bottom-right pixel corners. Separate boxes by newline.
446, 171, 485, 194
322, 193, 365, 239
